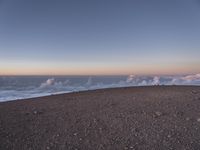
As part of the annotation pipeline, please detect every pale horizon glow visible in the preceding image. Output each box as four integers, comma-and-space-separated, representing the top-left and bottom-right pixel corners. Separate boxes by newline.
1, 61, 199, 76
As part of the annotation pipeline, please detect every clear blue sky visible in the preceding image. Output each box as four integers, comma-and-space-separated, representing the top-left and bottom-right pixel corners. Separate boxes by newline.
0, 0, 200, 75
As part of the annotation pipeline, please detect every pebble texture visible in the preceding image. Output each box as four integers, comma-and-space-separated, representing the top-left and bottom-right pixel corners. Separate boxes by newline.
0, 86, 200, 150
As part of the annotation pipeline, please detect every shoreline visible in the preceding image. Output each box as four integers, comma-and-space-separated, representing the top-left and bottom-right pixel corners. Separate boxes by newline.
1, 85, 199, 103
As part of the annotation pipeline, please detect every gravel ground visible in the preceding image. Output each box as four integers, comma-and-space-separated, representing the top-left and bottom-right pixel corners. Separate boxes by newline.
0, 86, 200, 150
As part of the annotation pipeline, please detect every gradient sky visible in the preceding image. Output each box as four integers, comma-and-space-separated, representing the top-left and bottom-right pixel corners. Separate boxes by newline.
0, 0, 200, 75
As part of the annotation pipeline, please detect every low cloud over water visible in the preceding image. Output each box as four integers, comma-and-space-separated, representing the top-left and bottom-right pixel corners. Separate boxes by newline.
0, 74, 200, 101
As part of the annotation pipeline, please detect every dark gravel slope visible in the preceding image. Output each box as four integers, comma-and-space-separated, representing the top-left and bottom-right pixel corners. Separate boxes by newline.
1, 86, 200, 150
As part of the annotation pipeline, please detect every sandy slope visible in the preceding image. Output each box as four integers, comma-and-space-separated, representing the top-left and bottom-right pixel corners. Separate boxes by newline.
0, 86, 200, 150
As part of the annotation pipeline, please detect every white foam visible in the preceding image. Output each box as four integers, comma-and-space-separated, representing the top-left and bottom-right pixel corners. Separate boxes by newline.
0, 74, 200, 102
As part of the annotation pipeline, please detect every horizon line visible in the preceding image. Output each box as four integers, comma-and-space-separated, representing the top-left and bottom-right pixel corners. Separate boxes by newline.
0, 73, 195, 77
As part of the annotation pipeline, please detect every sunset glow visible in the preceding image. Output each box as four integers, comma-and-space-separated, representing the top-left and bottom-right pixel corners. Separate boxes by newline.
0, 0, 200, 75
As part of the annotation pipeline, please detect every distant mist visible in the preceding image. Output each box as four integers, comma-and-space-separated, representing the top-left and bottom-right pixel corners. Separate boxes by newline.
0, 73, 200, 101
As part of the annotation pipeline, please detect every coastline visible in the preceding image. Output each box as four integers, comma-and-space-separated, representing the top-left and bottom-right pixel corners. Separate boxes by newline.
1, 86, 200, 149
1, 85, 199, 103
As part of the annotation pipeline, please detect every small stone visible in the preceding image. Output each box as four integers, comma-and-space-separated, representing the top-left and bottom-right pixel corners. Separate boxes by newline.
142, 111, 147, 115
25, 112, 30, 115
33, 110, 43, 115
197, 118, 200, 122
153, 139, 157, 143
176, 111, 184, 117
99, 144, 104, 149
186, 117, 190, 121
131, 128, 139, 132
33, 110, 38, 114
155, 111, 162, 117
167, 134, 171, 138
50, 142, 53, 146
46, 146, 50, 150
73, 133, 78, 136
191, 90, 197, 94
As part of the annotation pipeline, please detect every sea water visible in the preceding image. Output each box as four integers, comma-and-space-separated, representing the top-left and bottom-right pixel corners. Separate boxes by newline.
0, 74, 199, 102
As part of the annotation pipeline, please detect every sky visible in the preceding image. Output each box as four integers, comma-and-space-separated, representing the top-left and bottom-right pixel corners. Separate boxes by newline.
0, 0, 200, 75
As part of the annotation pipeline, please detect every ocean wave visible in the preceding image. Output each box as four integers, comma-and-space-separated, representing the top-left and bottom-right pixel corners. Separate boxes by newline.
0, 74, 200, 101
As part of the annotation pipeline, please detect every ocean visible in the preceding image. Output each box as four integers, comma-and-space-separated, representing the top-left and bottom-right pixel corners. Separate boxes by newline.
0, 74, 199, 102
